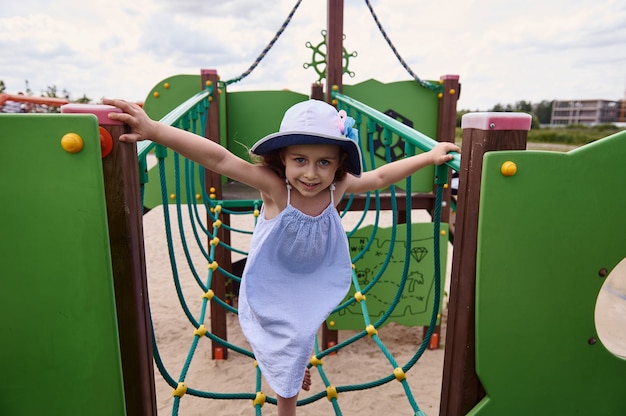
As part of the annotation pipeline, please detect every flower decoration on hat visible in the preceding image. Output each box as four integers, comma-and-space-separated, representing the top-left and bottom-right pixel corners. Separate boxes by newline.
337, 110, 358, 143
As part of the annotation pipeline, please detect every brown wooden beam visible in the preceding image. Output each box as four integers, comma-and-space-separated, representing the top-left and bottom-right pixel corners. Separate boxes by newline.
201, 69, 230, 360
326, 0, 344, 103
102, 122, 157, 416
440, 114, 529, 416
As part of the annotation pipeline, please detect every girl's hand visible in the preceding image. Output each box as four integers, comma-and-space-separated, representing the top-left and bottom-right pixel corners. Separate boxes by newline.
430, 142, 460, 165
103, 98, 157, 143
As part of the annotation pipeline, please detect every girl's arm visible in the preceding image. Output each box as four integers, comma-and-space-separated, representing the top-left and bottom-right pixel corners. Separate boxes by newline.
104, 98, 279, 193
344, 141, 460, 194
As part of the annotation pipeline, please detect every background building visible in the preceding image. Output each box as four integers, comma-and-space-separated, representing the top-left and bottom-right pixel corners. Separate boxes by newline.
550, 99, 621, 126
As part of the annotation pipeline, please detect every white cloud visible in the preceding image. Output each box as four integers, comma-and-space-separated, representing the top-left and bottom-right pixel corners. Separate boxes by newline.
1, 0, 624, 109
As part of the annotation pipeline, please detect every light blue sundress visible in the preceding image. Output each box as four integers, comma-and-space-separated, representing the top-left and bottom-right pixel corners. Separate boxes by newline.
238, 182, 352, 398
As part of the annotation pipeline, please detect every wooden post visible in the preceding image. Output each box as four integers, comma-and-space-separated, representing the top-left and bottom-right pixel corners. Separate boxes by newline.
61, 104, 158, 415
311, 83, 324, 101
424, 74, 461, 349
440, 112, 531, 416
313, 82, 341, 351
436, 74, 460, 225
321, 0, 343, 347
326, 0, 344, 103
201, 69, 230, 360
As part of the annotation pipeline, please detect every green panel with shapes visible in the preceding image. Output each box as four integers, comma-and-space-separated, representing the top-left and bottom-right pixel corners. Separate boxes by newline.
328, 222, 448, 329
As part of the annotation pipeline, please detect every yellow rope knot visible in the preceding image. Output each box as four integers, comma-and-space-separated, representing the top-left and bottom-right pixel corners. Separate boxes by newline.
213, 220, 222, 228
193, 325, 207, 337
203, 290, 214, 300
326, 385, 338, 401
310, 355, 323, 367
214, 204, 222, 213
354, 291, 366, 302
253, 209, 260, 217
366, 324, 378, 337
208, 261, 218, 271
172, 382, 187, 397
393, 367, 406, 381
252, 391, 266, 407
210, 237, 220, 246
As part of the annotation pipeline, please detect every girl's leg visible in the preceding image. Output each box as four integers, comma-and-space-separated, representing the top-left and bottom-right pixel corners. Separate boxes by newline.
277, 394, 298, 416
276, 368, 311, 415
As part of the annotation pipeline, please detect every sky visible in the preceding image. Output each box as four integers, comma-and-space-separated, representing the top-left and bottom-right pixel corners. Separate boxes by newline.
1, 0, 625, 111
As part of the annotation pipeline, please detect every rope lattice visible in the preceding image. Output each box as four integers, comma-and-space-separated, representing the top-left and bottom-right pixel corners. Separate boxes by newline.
221, 0, 303, 87
363, 0, 442, 93
143, 97, 446, 416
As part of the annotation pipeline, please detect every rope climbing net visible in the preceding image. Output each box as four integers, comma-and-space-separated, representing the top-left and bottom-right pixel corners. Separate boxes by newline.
140, 94, 451, 416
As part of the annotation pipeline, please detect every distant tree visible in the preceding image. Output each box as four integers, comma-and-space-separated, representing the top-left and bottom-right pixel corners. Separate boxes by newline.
75, 94, 91, 104
533, 100, 553, 125
514, 100, 532, 112
0, 80, 5, 93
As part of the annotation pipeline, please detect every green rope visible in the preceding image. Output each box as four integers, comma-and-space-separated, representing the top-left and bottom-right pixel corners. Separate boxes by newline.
146, 92, 450, 414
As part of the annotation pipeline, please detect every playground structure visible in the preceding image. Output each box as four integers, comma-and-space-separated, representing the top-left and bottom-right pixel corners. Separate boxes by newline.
2, 1, 626, 415
3, 79, 625, 415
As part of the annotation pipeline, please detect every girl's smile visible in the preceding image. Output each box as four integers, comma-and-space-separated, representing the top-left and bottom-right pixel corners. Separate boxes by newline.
281, 144, 344, 197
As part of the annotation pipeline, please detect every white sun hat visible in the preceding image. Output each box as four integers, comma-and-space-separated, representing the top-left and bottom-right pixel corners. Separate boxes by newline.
250, 99, 363, 177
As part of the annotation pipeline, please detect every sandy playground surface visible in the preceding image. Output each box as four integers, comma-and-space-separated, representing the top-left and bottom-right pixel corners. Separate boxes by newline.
143, 204, 452, 416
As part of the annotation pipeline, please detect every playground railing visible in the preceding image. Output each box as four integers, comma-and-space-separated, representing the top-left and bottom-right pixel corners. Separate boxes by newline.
332, 91, 461, 173
136, 87, 213, 161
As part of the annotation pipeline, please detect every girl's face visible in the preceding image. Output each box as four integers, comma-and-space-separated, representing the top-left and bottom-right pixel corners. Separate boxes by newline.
281, 144, 344, 197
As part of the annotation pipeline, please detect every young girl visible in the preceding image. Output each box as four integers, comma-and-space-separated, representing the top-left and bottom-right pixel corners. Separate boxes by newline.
104, 98, 459, 416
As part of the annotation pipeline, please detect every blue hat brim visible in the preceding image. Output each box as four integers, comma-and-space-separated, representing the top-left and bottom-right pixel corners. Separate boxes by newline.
251, 131, 363, 177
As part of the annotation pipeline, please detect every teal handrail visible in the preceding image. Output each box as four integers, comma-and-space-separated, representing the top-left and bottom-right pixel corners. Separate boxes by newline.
332, 91, 461, 172
136, 88, 213, 161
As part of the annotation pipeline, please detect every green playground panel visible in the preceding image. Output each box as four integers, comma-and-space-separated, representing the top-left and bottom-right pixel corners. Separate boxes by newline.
327, 222, 448, 330
143, 73, 209, 122
343, 79, 440, 193
141, 76, 440, 208
0, 115, 126, 415
469, 130, 626, 415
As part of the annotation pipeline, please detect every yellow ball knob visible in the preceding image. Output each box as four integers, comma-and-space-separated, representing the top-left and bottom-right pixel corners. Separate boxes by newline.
501, 161, 518, 176
61, 133, 84, 153
153, 91, 160, 98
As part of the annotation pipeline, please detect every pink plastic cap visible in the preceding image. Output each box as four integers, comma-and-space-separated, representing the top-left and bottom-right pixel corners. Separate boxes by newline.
61, 103, 124, 126
461, 112, 532, 131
